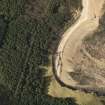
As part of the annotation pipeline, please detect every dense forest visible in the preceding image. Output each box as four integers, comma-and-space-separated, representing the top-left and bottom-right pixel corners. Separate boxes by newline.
0, 0, 82, 105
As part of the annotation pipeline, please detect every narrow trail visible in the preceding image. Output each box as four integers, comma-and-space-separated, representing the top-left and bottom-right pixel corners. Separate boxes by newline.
54, 0, 105, 90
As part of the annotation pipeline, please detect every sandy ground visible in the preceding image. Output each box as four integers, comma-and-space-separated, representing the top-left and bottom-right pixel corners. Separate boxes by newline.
54, 0, 105, 87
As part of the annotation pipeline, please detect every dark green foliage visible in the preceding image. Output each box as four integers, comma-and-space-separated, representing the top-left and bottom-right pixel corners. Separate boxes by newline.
69, 0, 82, 10
0, 84, 13, 105
46, 0, 61, 14
0, 0, 25, 20
0, 0, 81, 105
0, 16, 78, 104
0, 16, 7, 47
46, 0, 70, 27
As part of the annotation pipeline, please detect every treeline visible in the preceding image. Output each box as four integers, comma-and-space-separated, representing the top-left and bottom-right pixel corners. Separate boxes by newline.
0, 0, 80, 105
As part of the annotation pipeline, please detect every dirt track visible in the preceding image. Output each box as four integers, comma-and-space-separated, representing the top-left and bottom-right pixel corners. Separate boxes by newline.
54, 0, 105, 89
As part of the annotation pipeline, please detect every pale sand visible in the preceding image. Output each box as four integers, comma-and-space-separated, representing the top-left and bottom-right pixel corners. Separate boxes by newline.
55, 0, 105, 87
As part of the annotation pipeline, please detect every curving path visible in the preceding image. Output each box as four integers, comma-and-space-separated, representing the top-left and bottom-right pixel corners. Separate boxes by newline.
54, 0, 105, 93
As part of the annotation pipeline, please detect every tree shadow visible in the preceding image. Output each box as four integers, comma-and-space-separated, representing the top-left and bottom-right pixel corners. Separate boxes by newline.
0, 15, 8, 48
0, 84, 14, 105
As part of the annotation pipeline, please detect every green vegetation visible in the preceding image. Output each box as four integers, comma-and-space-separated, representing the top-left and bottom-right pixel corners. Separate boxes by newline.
0, 16, 7, 47
0, 0, 82, 105
0, 0, 25, 21
0, 0, 105, 105
0, 84, 13, 105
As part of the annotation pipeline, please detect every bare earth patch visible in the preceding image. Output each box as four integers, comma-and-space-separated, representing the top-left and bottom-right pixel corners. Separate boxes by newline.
54, 0, 105, 95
